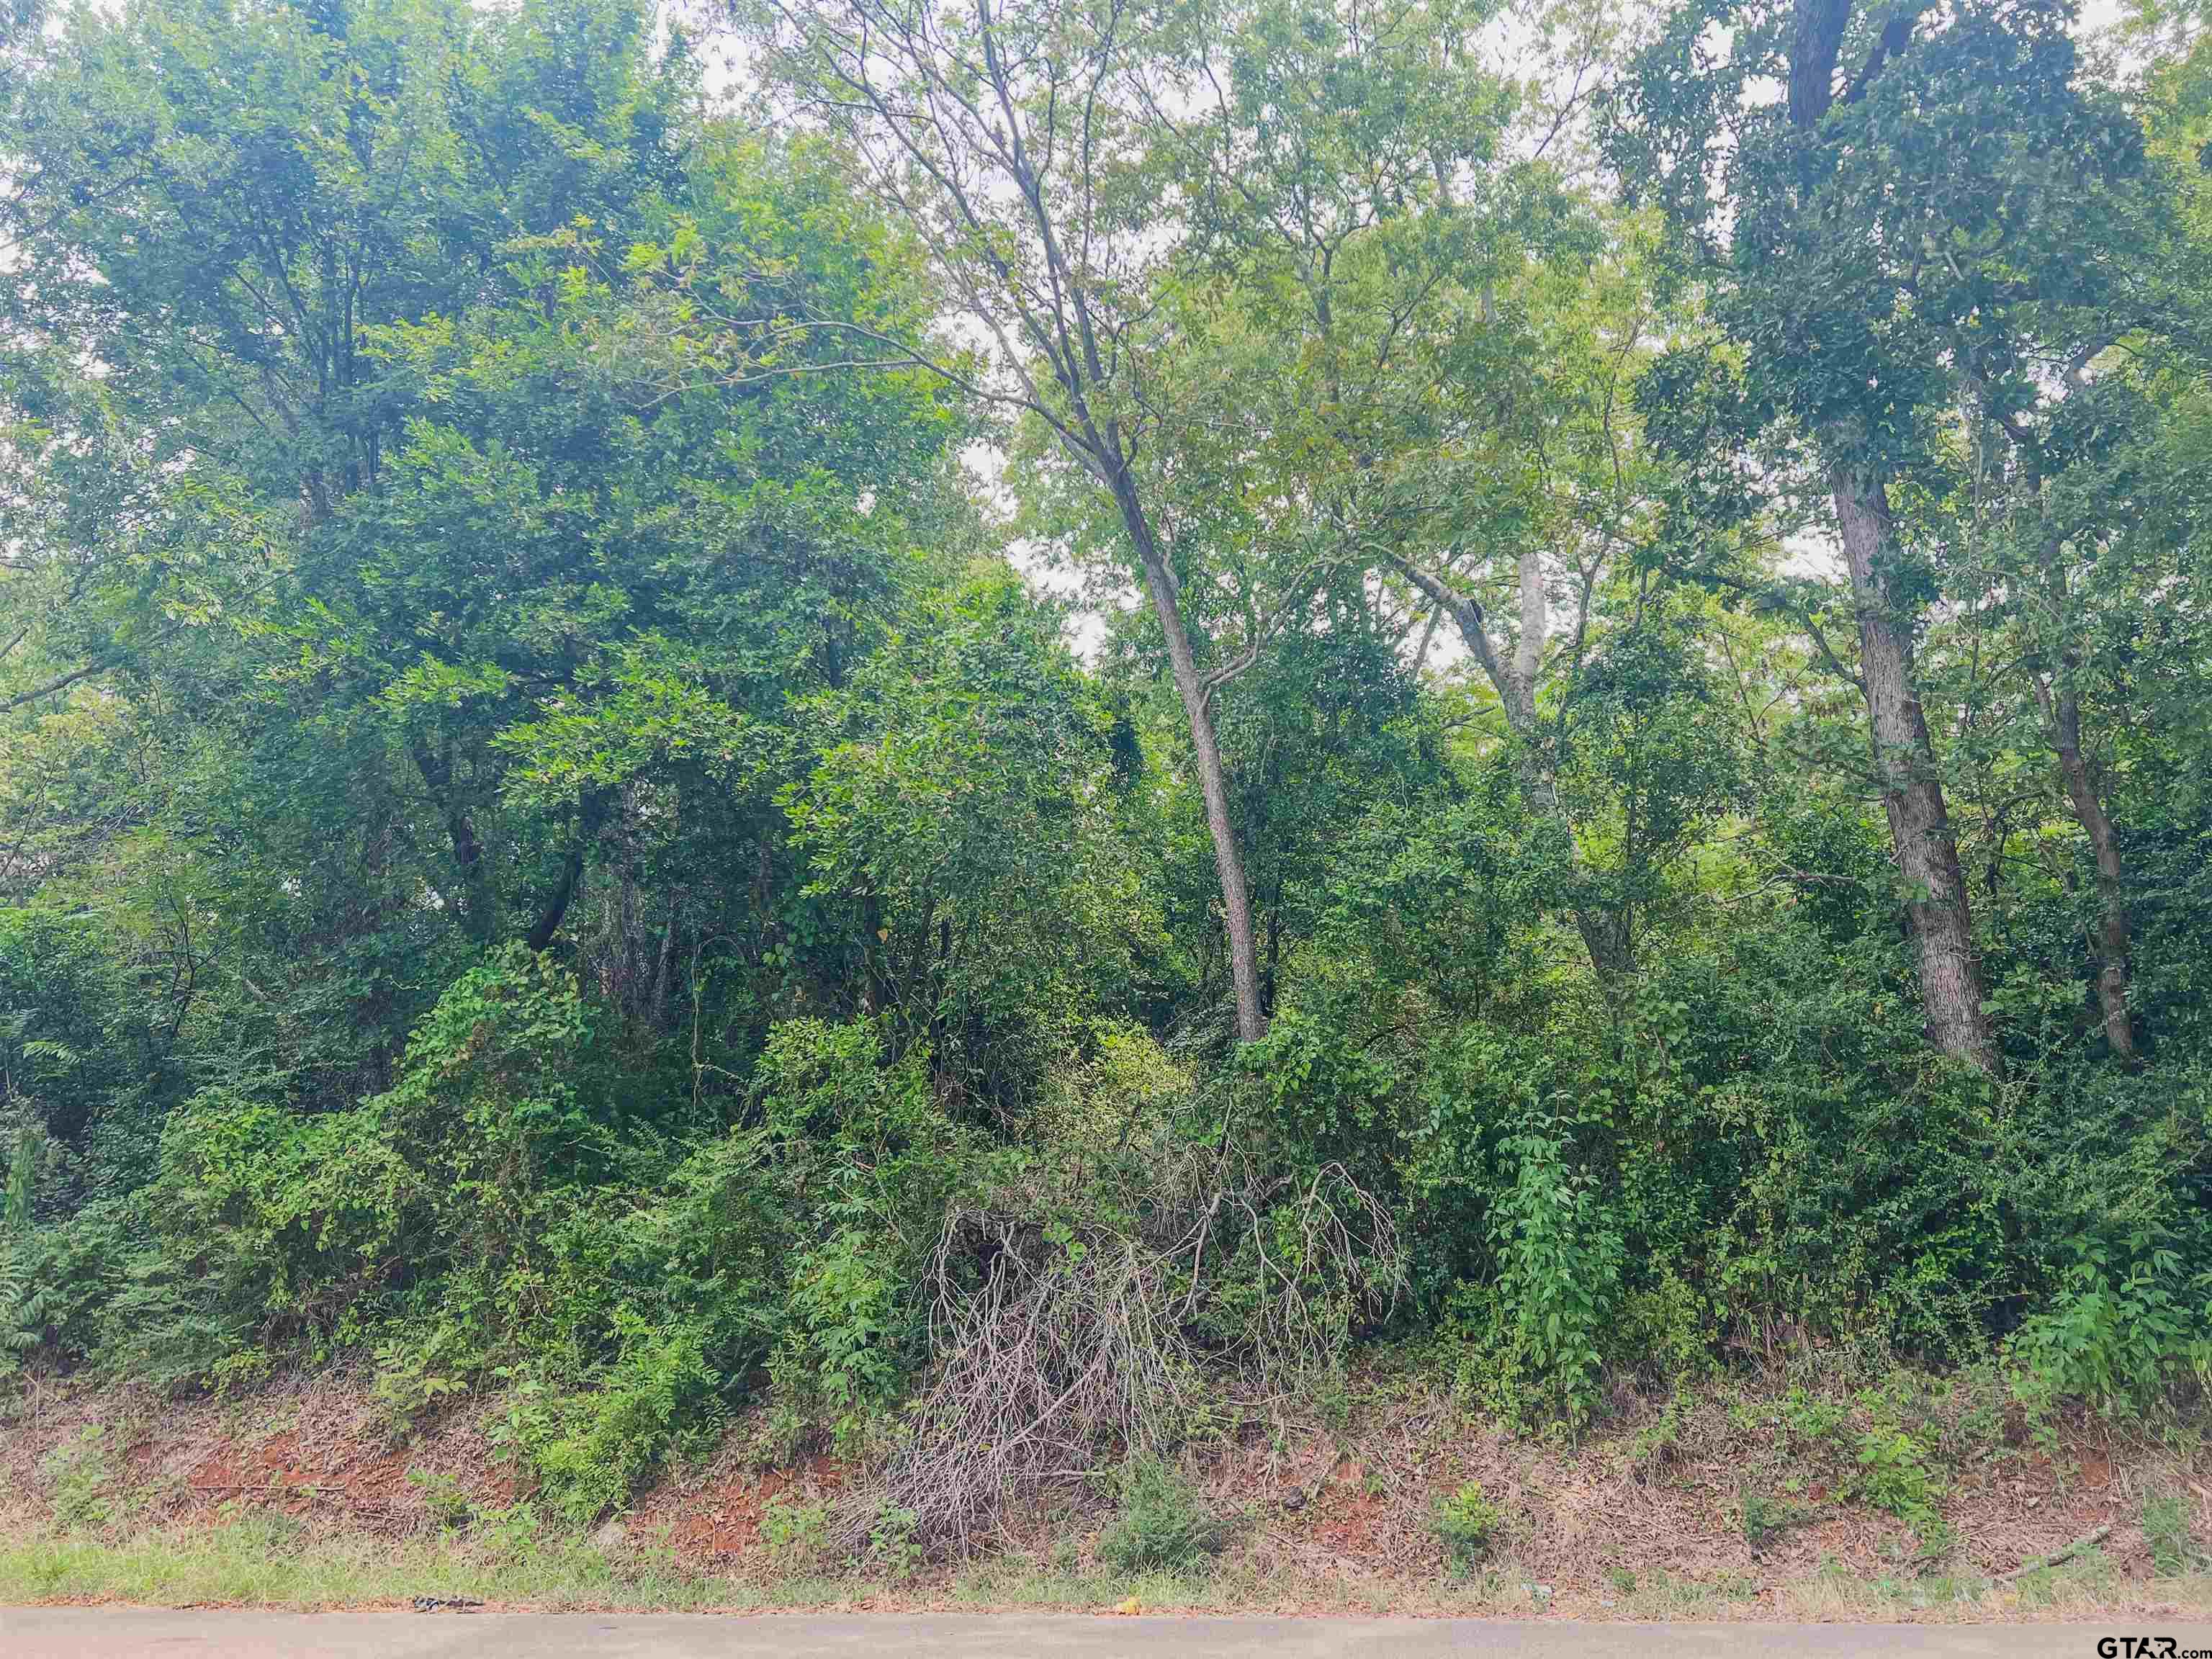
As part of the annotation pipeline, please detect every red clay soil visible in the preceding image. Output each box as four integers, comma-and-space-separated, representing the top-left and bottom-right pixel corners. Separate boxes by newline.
624, 1449, 845, 1560
12, 1370, 516, 1542
4, 1362, 2207, 1617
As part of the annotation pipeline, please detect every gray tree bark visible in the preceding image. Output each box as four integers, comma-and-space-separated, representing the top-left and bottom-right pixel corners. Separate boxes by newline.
2036, 676, 2140, 1066
1391, 554, 1631, 988
1109, 469, 1267, 1043
1830, 465, 1999, 1072
1783, 0, 1997, 1072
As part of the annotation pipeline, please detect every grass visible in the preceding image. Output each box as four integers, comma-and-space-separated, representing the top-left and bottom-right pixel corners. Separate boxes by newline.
0, 1509, 1251, 1615
0, 1514, 871, 1611
1600, 1565, 1761, 1618
949, 1555, 1226, 1611
1778, 1547, 2212, 1622
15, 1513, 2212, 1621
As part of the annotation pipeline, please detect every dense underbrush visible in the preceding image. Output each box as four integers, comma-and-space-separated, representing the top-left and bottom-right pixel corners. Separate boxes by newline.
8, 932, 2212, 1561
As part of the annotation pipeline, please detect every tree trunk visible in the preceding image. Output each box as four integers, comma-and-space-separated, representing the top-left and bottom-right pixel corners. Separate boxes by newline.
1830, 464, 2000, 1072
411, 734, 495, 945
1393, 555, 1631, 989
2041, 680, 2141, 1066
523, 838, 587, 953
1112, 469, 1266, 1043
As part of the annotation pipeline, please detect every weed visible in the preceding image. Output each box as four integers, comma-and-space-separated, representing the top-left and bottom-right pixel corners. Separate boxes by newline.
473, 1499, 544, 1561
760, 1491, 833, 1570
1630, 1398, 1687, 1470
754, 1403, 809, 1467
1845, 1407, 1945, 1549
2144, 1489, 2206, 1577
1776, 1387, 1848, 1456
403, 1466, 473, 1531
1431, 1480, 1503, 1574
1740, 1487, 1811, 1547
864, 1502, 923, 1580
372, 1331, 475, 1437
1094, 1458, 1228, 1573
41, 1424, 114, 1531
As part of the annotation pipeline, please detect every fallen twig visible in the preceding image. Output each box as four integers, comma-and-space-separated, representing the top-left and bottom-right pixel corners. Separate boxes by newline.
1997, 1522, 2113, 1581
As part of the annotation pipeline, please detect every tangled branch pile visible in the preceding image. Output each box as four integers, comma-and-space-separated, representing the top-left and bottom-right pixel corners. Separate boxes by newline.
845, 1141, 1405, 1555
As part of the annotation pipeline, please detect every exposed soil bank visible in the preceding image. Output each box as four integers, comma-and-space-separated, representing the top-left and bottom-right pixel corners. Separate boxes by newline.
6, 1361, 2211, 1622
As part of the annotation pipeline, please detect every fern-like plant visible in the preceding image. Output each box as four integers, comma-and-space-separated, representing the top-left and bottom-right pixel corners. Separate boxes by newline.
0, 1234, 53, 1383
1, 1129, 51, 1383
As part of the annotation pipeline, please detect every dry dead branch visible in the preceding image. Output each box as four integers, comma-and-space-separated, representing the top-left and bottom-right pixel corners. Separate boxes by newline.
841, 1137, 1406, 1555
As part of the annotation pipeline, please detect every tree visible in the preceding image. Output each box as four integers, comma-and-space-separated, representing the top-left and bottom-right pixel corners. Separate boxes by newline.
1120, 0, 1686, 989
745, 0, 1272, 1040
1611, 0, 2152, 1070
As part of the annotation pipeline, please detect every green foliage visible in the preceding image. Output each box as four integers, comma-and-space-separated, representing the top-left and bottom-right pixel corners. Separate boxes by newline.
863, 1502, 924, 1580
492, 1316, 722, 1527
2008, 1233, 2212, 1413
1431, 1480, 1504, 1573
759, 1491, 834, 1568
1738, 1488, 1810, 1550
2143, 1490, 2206, 1578
372, 1326, 481, 1436
1614, 1272, 1716, 1386
40, 1426, 114, 1532
1093, 1459, 1229, 1575
1486, 1120, 1622, 1431
773, 1230, 907, 1452
151, 1089, 410, 1345
403, 1467, 476, 1532
1828, 1390, 1948, 1552
1776, 1388, 1851, 1457
0, 0, 2207, 1549
5, 1128, 37, 1230
1847, 1422, 1941, 1537
0, 1232, 52, 1385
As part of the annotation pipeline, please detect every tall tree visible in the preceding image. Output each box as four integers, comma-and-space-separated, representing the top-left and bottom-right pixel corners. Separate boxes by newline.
746, 0, 1273, 1041
1123, 0, 1678, 987
1611, 0, 2149, 1070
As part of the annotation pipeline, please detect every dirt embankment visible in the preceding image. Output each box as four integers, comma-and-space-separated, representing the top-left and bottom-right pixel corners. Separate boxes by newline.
4, 1362, 2210, 1620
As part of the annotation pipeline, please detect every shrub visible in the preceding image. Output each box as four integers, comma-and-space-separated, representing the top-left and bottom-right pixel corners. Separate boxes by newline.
1488, 1119, 1621, 1430
1094, 1457, 1228, 1573
1614, 1270, 1714, 1384
771, 1228, 909, 1452
150, 1088, 412, 1344
492, 1316, 721, 1527
2008, 1231, 2212, 1413
1431, 1480, 1503, 1573
376, 948, 602, 1327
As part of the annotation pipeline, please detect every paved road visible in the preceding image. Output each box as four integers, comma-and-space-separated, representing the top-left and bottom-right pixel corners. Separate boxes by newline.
4, 1609, 2207, 1658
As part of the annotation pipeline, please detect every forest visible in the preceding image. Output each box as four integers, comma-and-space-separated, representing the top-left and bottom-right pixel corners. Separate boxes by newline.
3, 0, 2212, 1563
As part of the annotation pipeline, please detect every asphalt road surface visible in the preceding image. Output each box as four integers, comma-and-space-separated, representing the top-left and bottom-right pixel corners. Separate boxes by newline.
5, 1610, 2208, 1658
